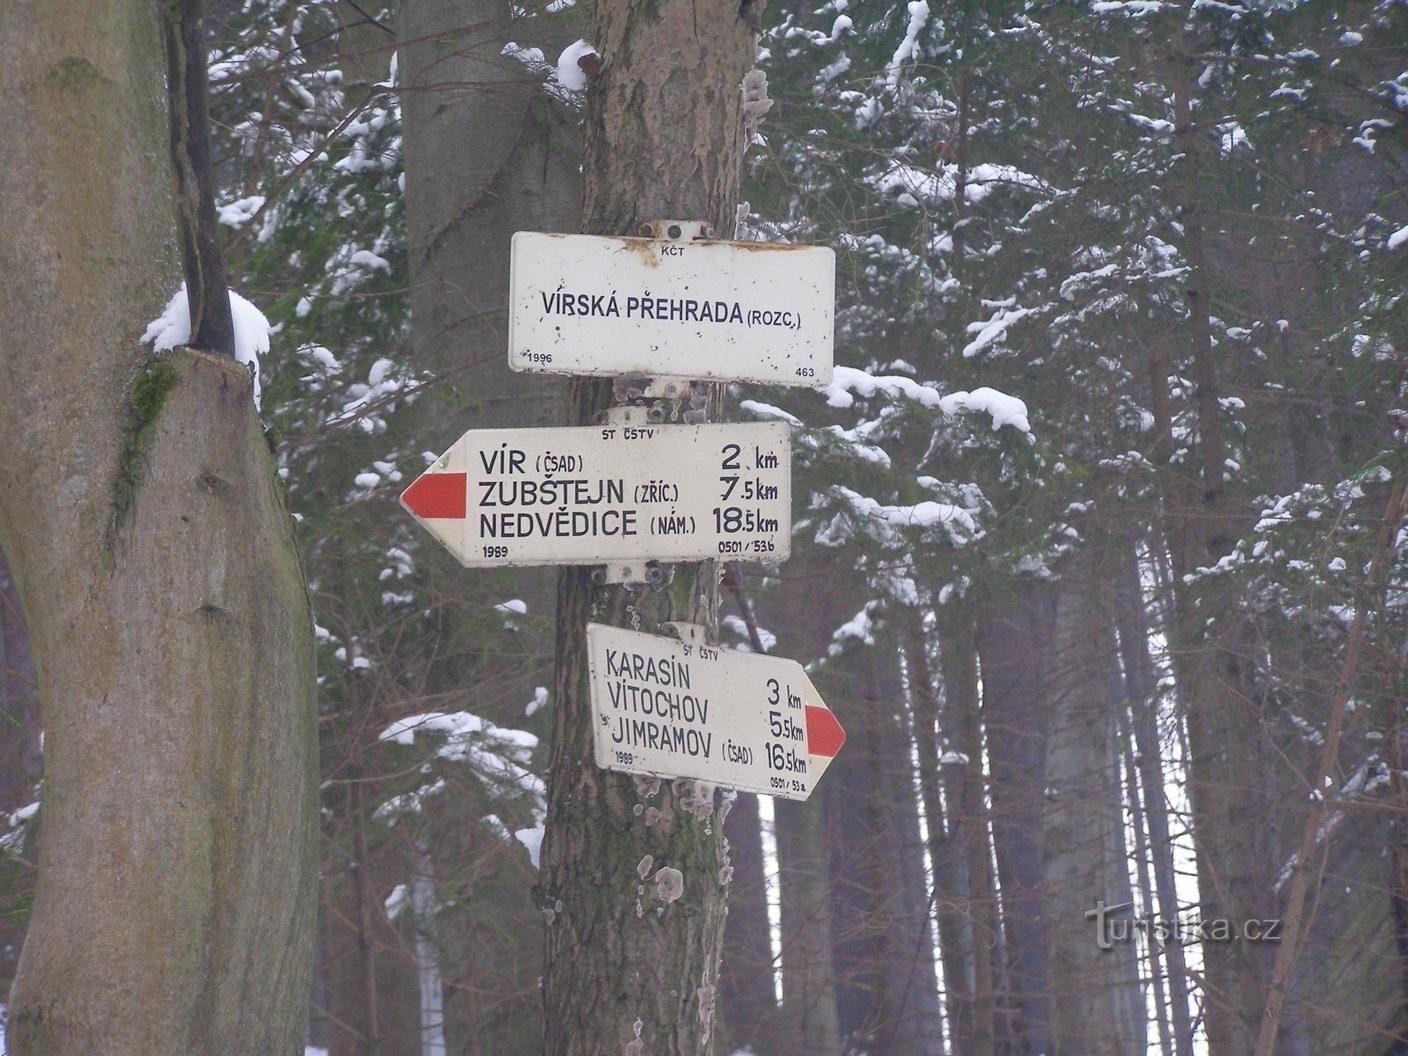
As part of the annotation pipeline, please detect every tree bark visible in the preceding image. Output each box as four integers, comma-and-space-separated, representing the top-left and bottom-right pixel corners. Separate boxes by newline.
718, 576, 782, 1052
536, 0, 759, 1051
905, 609, 973, 1056
1112, 539, 1193, 1056
401, 0, 580, 426
399, 3, 584, 1049
825, 638, 943, 1056
0, 5, 319, 1052
1160, 44, 1277, 1056
750, 552, 846, 1056
720, 790, 779, 1051
160, 0, 235, 359
775, 795, 842, 1056
1040, 548, 1144, 1056
977, 593, 1053, 1056
938, 613, 999, 1056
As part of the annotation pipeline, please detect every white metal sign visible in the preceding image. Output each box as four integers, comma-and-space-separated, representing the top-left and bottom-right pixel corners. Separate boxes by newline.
586, 624, 846, 800
400, 419, 791, 567
508, 231, 835, 387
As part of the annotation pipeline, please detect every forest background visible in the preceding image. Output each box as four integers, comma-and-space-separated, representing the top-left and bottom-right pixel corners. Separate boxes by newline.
1, 1, 1406, 1055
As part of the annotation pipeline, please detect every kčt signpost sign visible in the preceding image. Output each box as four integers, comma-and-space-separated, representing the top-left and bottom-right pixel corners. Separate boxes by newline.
508, 231, 835, 387
400, 416, 791, 567
586, 623, 845, 801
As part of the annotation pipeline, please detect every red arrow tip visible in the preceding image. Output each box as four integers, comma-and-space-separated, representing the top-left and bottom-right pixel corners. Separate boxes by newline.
401, 472, 467, 519
805, 705, 845, 758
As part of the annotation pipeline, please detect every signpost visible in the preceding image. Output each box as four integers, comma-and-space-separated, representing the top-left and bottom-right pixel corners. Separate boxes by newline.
586, 623, 845, 801
508, 231, 835, 387
398, 223, 847, 795
400, 416, 791, 567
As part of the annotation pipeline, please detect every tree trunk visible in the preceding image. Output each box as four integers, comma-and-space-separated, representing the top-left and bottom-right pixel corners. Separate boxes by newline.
1040, 547, 1144, 1056
0, 6, 318, 1053
826, 638, 943, 1056
1160, 45, 1277, 1056
325, 762, 421, 1056
399, 5, 583, 1050
721, 790, 781, 1051
718, 578, 782, 1052
939, 613, 1000, 1056
1112, 539, 1193, 1056
410, 844, 449, 1056
401, 0, 582, 393
748, 550, 847, 1056
977, 592, 1054, 1056
905, 609, 973, 1056
536, 0, 759, 1050
775, 795, 843, 1056
1117, 708, 1172, 1056
823, 699, 878, 1050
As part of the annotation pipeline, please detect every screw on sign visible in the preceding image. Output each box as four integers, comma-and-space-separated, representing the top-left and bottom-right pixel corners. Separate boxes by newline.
585, 623, 846, 801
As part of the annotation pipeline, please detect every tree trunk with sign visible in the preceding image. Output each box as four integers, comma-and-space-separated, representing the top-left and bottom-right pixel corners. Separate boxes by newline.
535, 0, 761, 1050
0, 3, 319, 1052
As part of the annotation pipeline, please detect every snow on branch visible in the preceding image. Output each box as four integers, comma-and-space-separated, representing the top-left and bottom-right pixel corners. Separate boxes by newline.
380, 711, 544, 802
885, 0, 930, 89
819, 365, 1030, 433
962, 305, 1033, 358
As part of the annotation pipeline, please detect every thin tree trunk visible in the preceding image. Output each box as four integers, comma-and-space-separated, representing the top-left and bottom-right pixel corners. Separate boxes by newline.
160, 0, 235, 359
1041, 547, 1145, 1056
819, 634, 944, 1056
1160, 43, 1277, 1056
352, 777, 383, 1053
872, 642, 945, 1056
410, 846, 448, 1056
750, 555, 844, 1056
327, 764, 420, 1056
905, 609, 971, 1056
1113, 539, 1194, 1055
937, 612, 999, 1056
978, 594, 1053, 1056
1385, 610, 1408, 1053
825, 682, 883, 1049
1254, 477, 1408, 1056
776, 796, 843, 1056
1118, 706, 1173, 1056
720, 575, 782, 1051
720, 790, 779, 1051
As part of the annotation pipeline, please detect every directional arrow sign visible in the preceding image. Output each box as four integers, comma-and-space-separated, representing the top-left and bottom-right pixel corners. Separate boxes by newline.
586, 623, 845, 801
509, 231, 834, 387
400, 420, 791, 567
